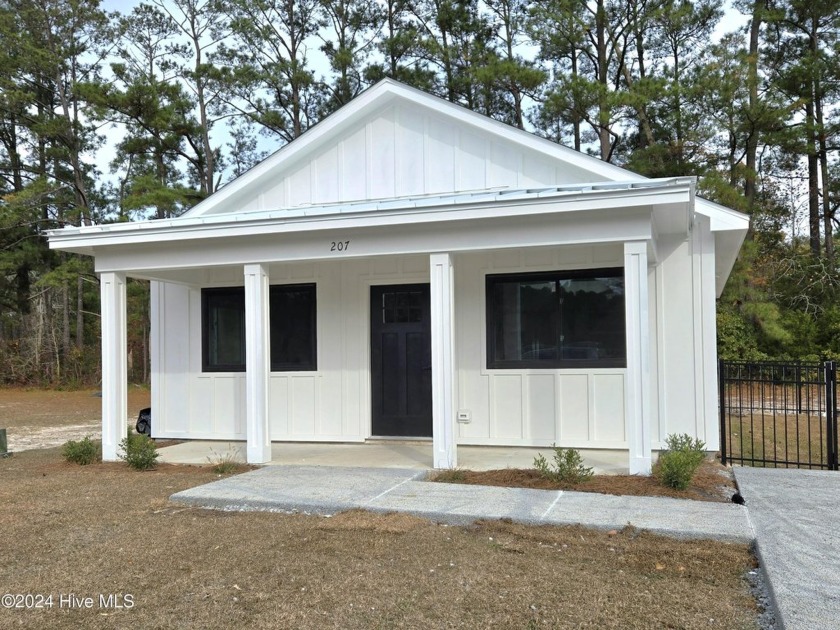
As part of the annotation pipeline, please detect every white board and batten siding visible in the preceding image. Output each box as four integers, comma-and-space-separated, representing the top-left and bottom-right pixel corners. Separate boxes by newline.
654, 215, 720, 451
152, 256, 430, 443
150, 238, 715, 451
453, 240, 720, 452
151, 250, 625, 446
206, 102, 598, 217
117, 78, 720, 452
454, 245, 636, 449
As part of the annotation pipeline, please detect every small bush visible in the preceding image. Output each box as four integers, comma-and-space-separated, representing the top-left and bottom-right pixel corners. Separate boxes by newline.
533, 445, 594, 484
664, 433, 707, 458
62, 436, 100, 465
119, 430, 159, 471
208, 446, 244, 475
655, 433, 707, 490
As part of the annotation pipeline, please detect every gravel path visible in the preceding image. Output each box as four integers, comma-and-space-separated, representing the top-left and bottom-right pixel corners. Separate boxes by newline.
6, 423, 102, 452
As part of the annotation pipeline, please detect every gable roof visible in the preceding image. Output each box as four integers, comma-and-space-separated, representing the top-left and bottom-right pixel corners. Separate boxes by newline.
49, 79, 748, 295
180, 80, 745, 246
182, 78, 644, 219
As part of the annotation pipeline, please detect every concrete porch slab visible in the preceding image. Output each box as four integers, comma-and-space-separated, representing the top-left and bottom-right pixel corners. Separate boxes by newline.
157, 440, 631, 474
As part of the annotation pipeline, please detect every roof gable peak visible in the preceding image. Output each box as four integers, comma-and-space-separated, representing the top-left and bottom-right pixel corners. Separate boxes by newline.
183, 79, 644, 219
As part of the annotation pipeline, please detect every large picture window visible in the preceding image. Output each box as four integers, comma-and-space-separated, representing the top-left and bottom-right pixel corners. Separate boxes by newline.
486, 269, 625, 369
202, 284, 317, 372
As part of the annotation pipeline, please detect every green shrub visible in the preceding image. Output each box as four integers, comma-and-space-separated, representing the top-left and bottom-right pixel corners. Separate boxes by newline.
663, 433, 707, 459
533, 445, 594, 484
119, 430, 159, 471
62, 436, 100, 465
655, 433, 707, 490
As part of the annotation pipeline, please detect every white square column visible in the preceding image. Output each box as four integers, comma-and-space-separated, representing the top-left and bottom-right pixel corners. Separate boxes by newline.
244, 263, 271, 464
430, 253, 457, 469
100, 272, 128, 462
624, 241, 652, 475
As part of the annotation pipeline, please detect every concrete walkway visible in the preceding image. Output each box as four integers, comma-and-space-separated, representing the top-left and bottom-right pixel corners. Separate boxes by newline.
168, 461, 840, 628
171, 465, 753, 542
734, 467, 840, 630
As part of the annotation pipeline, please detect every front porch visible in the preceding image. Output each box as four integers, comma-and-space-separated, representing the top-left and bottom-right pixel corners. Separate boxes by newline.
158, 440, 632, 474
98, 234, 659, 473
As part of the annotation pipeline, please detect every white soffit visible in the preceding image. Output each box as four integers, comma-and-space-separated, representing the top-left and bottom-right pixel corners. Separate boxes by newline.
694, 198, 750, 296
696, 197, 750, 232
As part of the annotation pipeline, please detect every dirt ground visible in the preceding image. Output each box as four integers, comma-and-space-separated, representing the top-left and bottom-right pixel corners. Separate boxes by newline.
0, 447, 761, 629
432, 460, 739, 503
0, 388, 151, 452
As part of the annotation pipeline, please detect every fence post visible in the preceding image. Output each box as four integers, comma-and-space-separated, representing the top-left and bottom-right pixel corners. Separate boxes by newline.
826, 361, 838, 472
719, 359, 727, 466
796, 364, 801, 413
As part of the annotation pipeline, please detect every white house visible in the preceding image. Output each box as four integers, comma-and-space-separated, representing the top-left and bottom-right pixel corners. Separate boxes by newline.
48, 79, 748, 474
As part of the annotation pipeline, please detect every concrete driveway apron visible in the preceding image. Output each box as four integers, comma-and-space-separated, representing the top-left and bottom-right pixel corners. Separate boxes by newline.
734, 467, 840, 630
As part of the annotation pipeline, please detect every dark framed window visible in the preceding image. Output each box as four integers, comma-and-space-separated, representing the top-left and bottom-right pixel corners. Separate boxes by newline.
202, 284, 317, 372
269, 284, 317, 371
486, 269, 626, 369
202, 288, 246, 371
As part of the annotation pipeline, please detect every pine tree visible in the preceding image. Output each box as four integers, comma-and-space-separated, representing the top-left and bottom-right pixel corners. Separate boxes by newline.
214, 0, 326, 143
318, 0, 384, 113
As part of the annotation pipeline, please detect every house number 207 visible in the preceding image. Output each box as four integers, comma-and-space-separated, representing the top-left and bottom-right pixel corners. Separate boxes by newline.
330, 240, 350, 252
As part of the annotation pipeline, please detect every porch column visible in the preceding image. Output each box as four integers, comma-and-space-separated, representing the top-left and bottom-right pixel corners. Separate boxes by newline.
244, 263, 271, 464
624, 241, 652, 475
430, 253, 457, 469
100, 272, 127, 462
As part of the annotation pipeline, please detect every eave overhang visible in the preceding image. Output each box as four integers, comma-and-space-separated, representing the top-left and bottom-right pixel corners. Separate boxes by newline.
49, 178, 694, 259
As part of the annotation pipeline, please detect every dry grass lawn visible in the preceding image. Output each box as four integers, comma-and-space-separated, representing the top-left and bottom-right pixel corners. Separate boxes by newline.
724, 411, 835, 468
0, 447, 762, 629
0, 388, 152, 452
0, 388, 151, 430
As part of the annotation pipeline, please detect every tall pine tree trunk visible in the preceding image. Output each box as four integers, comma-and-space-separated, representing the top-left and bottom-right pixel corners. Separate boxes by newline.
76, 274, 84, 349
814, 83, 834, 263
571, 50, 581, 151
62, 279, 70, 360
596, 0, 611, 161
744, 2, 762, 210
805, 98, 821, 258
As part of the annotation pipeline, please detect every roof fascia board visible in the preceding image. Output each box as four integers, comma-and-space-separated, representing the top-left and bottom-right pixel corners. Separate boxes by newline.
50, 184, 690, 252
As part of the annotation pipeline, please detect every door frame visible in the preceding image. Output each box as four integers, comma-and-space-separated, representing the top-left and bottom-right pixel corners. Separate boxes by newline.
367, 280, 433, 439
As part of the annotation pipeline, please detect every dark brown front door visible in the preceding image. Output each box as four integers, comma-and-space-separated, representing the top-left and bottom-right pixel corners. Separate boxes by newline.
370, 284, 432, 437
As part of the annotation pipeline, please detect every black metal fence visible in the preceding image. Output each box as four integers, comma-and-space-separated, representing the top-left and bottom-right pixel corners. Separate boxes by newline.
719, 360, 838, 470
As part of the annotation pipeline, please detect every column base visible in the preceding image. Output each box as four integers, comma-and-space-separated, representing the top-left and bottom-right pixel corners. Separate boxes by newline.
246, 444, 272, 465
629, 456, 652, 476
433, 449, 456, 470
